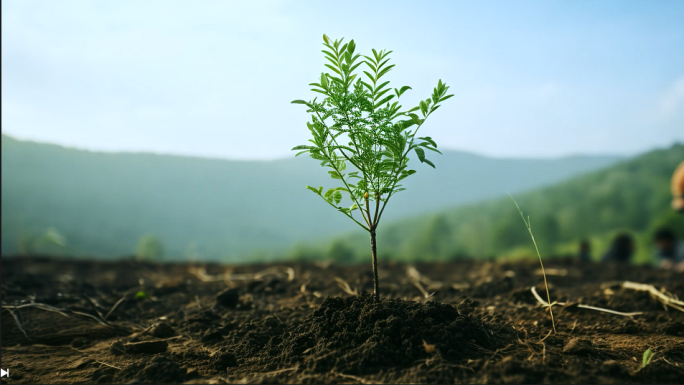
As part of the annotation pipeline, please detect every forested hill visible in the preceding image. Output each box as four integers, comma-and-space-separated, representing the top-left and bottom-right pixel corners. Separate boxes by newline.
323, 143, 684, 264
1, 134, 622, 261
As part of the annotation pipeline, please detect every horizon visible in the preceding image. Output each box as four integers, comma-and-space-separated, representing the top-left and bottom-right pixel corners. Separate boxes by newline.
8, 131, 671, 162
3, 0, 684, 160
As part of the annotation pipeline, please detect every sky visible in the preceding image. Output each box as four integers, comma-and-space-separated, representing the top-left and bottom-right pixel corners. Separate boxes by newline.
2, 0, 684, 160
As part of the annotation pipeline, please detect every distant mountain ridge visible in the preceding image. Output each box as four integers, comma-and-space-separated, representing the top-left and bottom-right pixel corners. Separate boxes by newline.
325, 143, 684, 264
1, 134, 623, 261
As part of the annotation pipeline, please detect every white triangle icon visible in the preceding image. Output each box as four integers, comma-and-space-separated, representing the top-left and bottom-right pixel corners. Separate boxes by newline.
0, 368, 8, 377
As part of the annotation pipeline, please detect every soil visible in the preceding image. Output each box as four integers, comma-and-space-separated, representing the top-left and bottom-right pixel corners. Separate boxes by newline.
2, 256, 684, 384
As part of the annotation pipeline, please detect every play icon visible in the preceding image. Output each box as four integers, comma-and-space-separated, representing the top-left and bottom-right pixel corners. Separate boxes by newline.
0, 368, 8, 377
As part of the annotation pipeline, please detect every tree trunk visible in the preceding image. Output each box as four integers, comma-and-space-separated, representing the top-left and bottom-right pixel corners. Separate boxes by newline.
370, 228, 379, 301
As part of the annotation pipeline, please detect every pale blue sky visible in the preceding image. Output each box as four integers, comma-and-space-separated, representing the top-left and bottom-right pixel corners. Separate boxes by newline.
2, 0, 683, 160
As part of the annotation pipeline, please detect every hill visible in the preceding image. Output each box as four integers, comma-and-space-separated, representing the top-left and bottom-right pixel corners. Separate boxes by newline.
322, 144, 684, 264
1, 134, 622, 261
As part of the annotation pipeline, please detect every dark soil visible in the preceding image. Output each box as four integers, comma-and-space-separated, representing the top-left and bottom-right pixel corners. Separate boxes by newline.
2, 256, 684, 384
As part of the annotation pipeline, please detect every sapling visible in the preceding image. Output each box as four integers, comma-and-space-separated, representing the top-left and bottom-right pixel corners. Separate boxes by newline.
642, 348, 654, 368
291, 34, 453, 301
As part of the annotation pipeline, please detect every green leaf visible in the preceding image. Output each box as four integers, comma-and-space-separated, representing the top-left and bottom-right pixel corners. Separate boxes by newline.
373, 87, 392, 100
414, 147, 426, 163
334, 191, 342, 205
347, 39, 355, 54
135, 291, 148, 300
642, 349, 654, 368
291, 145, 313, 151
323, 34, 330, 44
291, 100, 309, 105
376, 81, 391, 92
306, 186, 322, 195
328, 171, 343, 180
418, 136, 437, 147
374, 95, 395, 108
424, 146, 442, 155
419, 101, 428, 116
423, 158, 436, 168
377, 64, 395, 79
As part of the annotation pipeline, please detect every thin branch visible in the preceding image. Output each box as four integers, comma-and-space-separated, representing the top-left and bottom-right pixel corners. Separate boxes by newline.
315, 129, 371, 228
375, 122, 427, 225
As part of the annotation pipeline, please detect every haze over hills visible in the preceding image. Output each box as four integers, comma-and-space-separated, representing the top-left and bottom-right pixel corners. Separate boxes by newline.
324, 143, 684, 264
1, 134, 623, 261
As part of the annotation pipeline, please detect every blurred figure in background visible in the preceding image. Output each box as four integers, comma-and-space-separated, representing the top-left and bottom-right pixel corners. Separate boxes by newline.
602, 233, 635, 263
577, 239, 591, 262
653, 228, 684, 272
673, 160, 684, 213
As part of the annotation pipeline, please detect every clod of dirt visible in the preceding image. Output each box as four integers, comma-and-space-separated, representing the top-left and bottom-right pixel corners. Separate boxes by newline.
148, 322, 176, 338
210, 351, 238, 370
215, 288, 241, 308
253, 293, 510, 375
248, 277, 287, 295
598, 360, 629, 376
201, 330, 224, 343
562, 338, 597, 356
111, 339, 169, 355
92, 367, 117, 384
71, 337, 90, 348
114, 355, 186, 384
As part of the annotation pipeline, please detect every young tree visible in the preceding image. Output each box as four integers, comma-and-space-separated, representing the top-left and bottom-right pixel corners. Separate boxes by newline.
292, 35, 453, 301
136, 234, 164, 261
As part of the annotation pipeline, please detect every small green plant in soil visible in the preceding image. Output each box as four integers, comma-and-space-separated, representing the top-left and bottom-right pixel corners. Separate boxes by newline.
642, 348, 654, 368
292, 34, 453, 301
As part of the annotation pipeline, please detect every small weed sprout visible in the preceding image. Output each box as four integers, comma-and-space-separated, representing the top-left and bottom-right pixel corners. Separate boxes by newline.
510, 195, 556, 332
292, 34, 453, 301
642, 348, 654, 368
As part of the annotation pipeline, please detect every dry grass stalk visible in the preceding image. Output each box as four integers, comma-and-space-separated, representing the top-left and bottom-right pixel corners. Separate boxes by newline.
510, 195, 556, 332
333, 372, 379, 384
334, 277, 358, 295
530, 286, 644, 317
622, 281, 684, 313
189, 266, 295, 283
407, 266, 437, 299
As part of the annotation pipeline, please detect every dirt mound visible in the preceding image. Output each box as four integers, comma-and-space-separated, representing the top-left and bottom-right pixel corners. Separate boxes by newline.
252, 293, 512, 375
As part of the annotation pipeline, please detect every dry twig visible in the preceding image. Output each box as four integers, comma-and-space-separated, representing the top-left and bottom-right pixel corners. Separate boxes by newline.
407, 266, 436, 299
334, 277, 358, 295
105, 296, 127, 320
530, 287, 644, 317
622, 281, 684, 313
